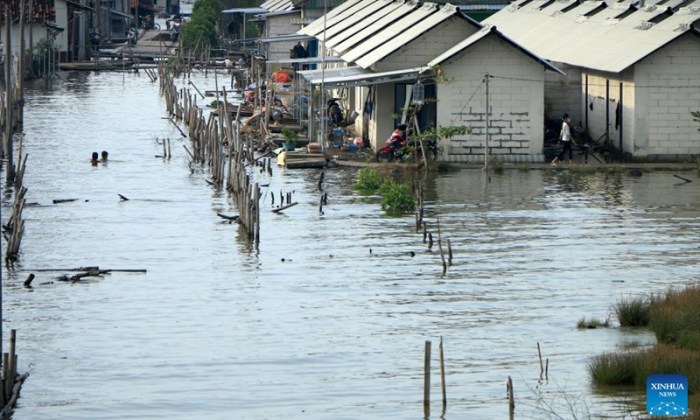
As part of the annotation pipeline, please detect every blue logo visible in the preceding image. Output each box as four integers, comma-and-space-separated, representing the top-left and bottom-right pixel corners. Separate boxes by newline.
647, 374, 688, 417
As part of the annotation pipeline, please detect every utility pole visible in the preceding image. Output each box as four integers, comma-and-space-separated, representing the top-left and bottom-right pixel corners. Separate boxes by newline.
483, 73, 490, 171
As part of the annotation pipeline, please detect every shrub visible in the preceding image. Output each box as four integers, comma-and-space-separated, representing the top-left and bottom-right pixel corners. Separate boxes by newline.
353, 168, 382, 192
615, 296, 651, 327
380, 179, 415, 216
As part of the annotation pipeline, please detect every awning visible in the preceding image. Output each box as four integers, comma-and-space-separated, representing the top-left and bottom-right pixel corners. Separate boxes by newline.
266, 56, 345, 64
259, 34, 315, 43
222, 7, 268, 14
110, 9, 133, 19
299, 66, 430, 87
259, 10, 300, 17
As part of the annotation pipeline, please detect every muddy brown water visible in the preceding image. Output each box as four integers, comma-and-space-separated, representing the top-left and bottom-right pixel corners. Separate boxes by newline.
3, 71, 699, 419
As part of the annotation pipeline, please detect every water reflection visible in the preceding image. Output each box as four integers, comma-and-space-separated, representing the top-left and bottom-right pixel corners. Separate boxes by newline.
4, 72, 700, 419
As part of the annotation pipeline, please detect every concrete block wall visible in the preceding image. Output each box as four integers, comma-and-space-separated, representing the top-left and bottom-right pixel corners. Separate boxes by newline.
545, 62, 580, 123
583, 69, 635, 154
436, 35, 546, 162
634, 33, 700, 160
372, 17, 478, 72
265, 13, 301, 66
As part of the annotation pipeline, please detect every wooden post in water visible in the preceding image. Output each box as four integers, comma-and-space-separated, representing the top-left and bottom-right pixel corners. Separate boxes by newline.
447, 239, 453, 266
424, 340, 431, 410
439, 337, 446, 409
507, 376, 515, 416
537, 342, 544, 380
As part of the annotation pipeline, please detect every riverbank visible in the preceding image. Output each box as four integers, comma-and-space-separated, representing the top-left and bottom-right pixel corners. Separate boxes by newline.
589, 285, 700, 417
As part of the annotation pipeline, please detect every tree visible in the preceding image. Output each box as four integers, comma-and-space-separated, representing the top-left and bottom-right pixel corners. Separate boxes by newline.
180, 0, 223, 49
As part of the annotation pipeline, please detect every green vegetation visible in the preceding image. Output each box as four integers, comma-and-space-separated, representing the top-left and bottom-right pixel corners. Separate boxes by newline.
353, 169, 416, 216
577, 317, 610, 329
589, 345, 700, 392
353, 168, 382, 192
589, 285, 700, 410
180, 0, 222, 49
280, 127, 299, 146
650, 286, 700, 350
615, 296, 651, 327
380, 179, 415, 216
692, 111, 700, 131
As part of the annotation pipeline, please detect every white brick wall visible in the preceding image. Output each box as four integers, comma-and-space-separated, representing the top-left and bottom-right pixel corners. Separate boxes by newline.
634, 33, 700, 160
436, 35, 546, 162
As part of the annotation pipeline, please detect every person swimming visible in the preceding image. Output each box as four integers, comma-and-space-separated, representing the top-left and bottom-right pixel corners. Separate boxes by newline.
101, 151, 109, 162
91, 152, 99, 166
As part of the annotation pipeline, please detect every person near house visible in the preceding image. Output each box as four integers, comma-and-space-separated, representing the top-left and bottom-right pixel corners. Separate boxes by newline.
388, 124, 407, 150
551, 113, 575, 166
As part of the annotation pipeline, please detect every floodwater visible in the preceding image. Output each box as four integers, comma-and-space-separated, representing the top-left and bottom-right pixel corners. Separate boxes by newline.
3, 71, 700, 419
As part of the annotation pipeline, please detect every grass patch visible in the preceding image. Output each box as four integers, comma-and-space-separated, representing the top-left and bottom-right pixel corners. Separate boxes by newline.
650, 285, 700, 350
589, 345, 700, 392
577, 316, 610, 329
588, 351, 639, 386
615, 296, 651, 327
590, 285, 700, 412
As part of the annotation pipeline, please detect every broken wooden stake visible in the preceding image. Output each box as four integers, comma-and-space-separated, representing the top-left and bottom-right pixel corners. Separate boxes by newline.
23, 274, 34, 288
217, 213, 239, 222
272, 202, 299, 213
673, 174, 692, 183
118, 194, 129, 201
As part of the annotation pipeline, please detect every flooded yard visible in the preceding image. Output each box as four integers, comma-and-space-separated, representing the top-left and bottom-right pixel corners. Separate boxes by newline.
2, 71, 699, 419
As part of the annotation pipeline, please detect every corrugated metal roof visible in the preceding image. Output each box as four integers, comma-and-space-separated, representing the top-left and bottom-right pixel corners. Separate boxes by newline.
484, 0, 700, 72
299, 0, 366, 35
319, 0, 395, 41
261, 0, 295, 12
342, 2, 441, 64
326, 1, 411, 48
313, 0, 383, 38
332, 1, 420, 52
354, 3, 464, 68
428, 24, 564, 74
